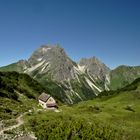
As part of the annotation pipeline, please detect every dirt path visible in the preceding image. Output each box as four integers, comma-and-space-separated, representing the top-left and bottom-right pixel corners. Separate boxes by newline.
0, 113, 26, 135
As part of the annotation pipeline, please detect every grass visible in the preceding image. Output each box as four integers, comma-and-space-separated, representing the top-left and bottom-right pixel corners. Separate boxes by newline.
23, 89, 140, 140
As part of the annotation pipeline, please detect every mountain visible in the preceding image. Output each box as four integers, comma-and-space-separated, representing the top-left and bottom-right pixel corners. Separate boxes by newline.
110, 65, 140, 90
0, 45, 110, 104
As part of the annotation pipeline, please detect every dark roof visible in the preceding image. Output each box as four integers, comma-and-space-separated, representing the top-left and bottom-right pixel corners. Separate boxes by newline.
38, 93, 50, 102
46, 103, 57, 107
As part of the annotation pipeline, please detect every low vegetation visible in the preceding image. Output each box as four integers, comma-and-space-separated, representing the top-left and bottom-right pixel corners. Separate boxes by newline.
0, 71, 45, 120
25, 111, 127, 140
24, 79, 140, 140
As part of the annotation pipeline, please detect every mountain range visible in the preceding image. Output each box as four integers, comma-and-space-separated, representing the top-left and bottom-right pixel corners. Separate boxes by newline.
0, 45, 140, 104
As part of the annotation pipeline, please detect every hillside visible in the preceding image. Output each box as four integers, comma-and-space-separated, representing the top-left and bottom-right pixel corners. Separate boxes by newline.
110, 65, 140, 90
23, 78, 140, 140
0, 71, 46, 120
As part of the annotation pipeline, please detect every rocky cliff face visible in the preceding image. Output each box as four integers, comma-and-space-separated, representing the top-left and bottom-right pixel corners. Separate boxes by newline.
24, 45, 77, 81
78, 57, 110, 90
79, 57, 110, 79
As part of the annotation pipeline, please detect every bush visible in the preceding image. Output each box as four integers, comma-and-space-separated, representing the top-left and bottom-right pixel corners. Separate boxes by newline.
124, 105, 135, 112
86, 105, 102, 113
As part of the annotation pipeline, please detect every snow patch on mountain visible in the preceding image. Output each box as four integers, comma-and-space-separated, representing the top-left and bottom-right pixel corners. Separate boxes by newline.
105, 74, 110, 84
42, 47, 51, 53
37, 58, 43, 61
25, 60, 45, 73
75, 73, 81, 83
85, 77, 102, 93
41, 62, 50, 72
74, 91, 83, 101
105, 74, 110, 90
23, 65, 28, 71
87, 70, 96, 83
77, 64, 85, 73
66, 93, 73, 104
73, 66, 80, 74
73, 65, 85, 74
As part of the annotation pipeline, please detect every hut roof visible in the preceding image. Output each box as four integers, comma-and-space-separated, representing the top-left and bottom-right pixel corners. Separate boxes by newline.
38, 93, 50, 102
46, 103, 57, 107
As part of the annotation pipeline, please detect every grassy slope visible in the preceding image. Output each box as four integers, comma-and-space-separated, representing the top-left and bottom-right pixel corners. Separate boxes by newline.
110, 65, 140, 90
0, 71, 46, 120
78, 91, 140, 138
24, 78, 140, 140
0, 63, 23, 72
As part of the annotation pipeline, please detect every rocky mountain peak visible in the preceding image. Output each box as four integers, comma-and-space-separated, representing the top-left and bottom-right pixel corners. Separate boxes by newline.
39, 44, 65, 54
78, 57, 110, 81
39, 45, 52, 54
23, 44, 76, 81
28, 45, 53, 65
79, 57, 102, 66
28, 44, 68, 65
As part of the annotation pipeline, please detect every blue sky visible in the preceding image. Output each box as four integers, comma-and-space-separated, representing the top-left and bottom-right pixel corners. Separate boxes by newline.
0, 0, 140, 69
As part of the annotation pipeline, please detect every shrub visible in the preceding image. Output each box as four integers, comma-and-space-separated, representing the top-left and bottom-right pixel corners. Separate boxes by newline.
124, 105, 135, 112
87, 105, 102, 113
